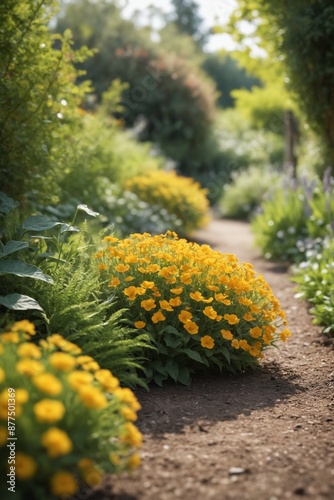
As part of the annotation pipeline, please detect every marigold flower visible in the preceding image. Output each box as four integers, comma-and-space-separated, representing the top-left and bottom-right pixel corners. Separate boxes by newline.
17, 343, 42, 359
141, 281, 155, 289
170, 287, 183, 295
169, 297, 182, 307
203, 306, 218, 320
121, 422, 143, 447
2, 332, 20, 343
250, 326, 262, 338
243, 313, 255, 321
125, 276, 134, 282
67, 370, 93, 390
15, 453, 37, 480
16, 359, 45, 377
123, 286, 139, 301
127, 453, 141, 469
41, 427, 72, 457
134, 321, 146, 329
239, 339, 250, 351
34, 399, 65, 423
79, 386, 108, 409
121, 406, 138, 421
280, 328, 292, 342
221, 329, 233, 340
50, 471, 78, 496
238, 297, 252, 306
159, 300, 173, 311
113, 388, 141, 411
231, 339, 240, 349
180, 273, 192, 284
95, 369, 119, 392
224, 314, 240, 325
33, 373, 62, 395
115, 264, 130, 273
178, 310, 193, 323
109, 277, 121, 287
103, 236, 119, 243
152, 310, 166, 323
49, 352, 76, 372
141, 299, 156, 311
98, 263, 108, 271
11, 320, 36, 336
201, 335, 215, 349
183, 321, 199, 335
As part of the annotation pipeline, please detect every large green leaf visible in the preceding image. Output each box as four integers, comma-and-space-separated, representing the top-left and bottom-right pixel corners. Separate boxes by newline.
0, 241, 29, 258
22, 215, 62, 231
0, 192, 19, 215
0, 294, 44, 311
179, 348, 209, 365
0, 259, 54, 284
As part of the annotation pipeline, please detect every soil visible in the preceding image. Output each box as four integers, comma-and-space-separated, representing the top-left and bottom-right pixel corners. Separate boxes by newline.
86, 219, 334, 500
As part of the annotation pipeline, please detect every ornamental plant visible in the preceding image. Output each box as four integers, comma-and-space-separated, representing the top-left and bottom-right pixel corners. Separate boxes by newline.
0, 320, 142, 500
96, 232, 291, 386
124, 171, 209, 235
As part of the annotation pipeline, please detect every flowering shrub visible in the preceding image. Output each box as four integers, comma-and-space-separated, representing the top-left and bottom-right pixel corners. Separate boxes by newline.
96, 232, 291, 385
252, 173, 334, 262
0, 321, 142, 500
124, 171, 209, 235
292, 236, 334, 335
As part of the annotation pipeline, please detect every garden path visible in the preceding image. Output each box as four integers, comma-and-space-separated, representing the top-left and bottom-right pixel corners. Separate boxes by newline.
90, 219, 334, 500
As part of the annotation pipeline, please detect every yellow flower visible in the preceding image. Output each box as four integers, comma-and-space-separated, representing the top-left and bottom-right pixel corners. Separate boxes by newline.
189, 291, 203, 302
134, 321, 146, 329
280, 328, 292, 342
11, 320, 36, 336
41, 427, 72, 457
183, 321, 199, 335
95, 369, 119, 392
127, 453, 141, 469
103, 236, 119, 243
231, 339, 240, 349
239, 339, 250, 351
206, 284, 219, 292
200, 335, 215, 349
79, 386, 108, 409
1, 332, 20, 343
121, 406, 138, 421
109, 277, 121, 287
243, 313, 255, 321
34, 399, 65, 423
15, 453, 37, 480
77, 355, 94, 365
124, 286, 139, 301
115, 264, 130, 273
125, 276, 134, 282
32, 373, 62, 395
146, 264, 160, 273
141, 299, 156, 311
16, 359, 45, 376
169, 297, 182, 307
113, 388, 141, 411
50, 471, 78, 496
159, 300, 173, 311
67, 370, 93, 390
180, 273, 192, 284
203, 306, 218, 320
238, 297, 252, 306
170, 287, 183, 295
121, 422, 143, 447
17, 343, 42, 358
221, 329, 233, 340
49, 352, 76, 372
215, 293, 231, 305
178, 310, 193, 323
250, 326, 262, 338
141, 281, 155, 289
224, 314, 240, 325
0, 426, 7, 446
0, 367, 4, 384
98, 263, 108, 271
152, 310, 166, 323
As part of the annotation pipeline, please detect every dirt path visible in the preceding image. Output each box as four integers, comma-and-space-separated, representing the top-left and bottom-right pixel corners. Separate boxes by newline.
90, 219, 334, 500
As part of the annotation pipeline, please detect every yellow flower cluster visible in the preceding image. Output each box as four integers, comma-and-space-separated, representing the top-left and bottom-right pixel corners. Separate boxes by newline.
125, 170, 210, 233
0, 321, 143, 498
97, 232, 291, 373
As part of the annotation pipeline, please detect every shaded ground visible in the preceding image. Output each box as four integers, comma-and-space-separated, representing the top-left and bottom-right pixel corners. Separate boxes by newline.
88, 219, 334, 500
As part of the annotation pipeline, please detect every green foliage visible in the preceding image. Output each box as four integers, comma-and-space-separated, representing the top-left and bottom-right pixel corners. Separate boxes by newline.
228, 0, 334, 164
252, 172, 334, 262
0, 0, 92, 203
0, 322, 142, 500
168, 0, 208, 47
292, 236, 334, 335
220, 166, 281, 220
97, 232, 291, 386
202, 53, 261, 108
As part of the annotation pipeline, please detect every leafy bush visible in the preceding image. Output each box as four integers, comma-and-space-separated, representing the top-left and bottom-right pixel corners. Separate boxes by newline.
220, 166, 281, 220
0, 195, 149, 387
125, 171, 209, 235
252, 173, 334, 262
292, 236, 334, 335
96, 232, 291, 386
0, 320, 142, 500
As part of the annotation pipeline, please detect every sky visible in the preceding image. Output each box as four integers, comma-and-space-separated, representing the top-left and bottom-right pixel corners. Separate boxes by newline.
121, 0, 238, 52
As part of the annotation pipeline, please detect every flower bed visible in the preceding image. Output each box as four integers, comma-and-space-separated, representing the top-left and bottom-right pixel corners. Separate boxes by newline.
0, 321, 142, 500
96, 232, 291, 385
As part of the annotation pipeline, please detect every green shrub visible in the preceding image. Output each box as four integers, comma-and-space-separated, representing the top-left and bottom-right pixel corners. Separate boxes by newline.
96, 232, 291, 386
220, 166, 280, 220
252, 173, 334, 262
0, 320, 142, 500
125, 170, 209, 235
292, 236, 334, 334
